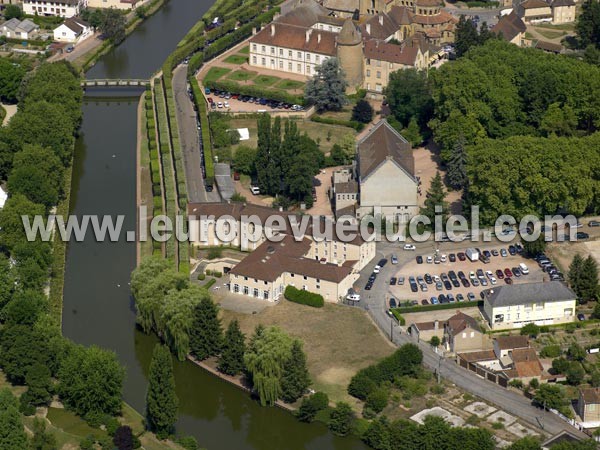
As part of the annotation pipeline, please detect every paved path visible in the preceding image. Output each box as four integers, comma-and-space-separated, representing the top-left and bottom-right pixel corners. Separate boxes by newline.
360, 240, 587, 438
172, 64, 220, 203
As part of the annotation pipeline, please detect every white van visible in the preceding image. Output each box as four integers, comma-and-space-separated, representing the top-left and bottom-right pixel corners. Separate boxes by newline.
346, 293, 361, 302
250, 186, 260, 195
519, 263, 529, 274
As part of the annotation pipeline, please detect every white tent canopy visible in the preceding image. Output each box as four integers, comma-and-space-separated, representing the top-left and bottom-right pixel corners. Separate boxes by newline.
0, 186, 7, 209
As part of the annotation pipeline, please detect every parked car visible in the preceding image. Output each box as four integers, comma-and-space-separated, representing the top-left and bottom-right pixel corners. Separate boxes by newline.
391, 255, 398, 264
426, 256, 433, 264
491, 249, 499, 256
500, 248, 508, 257
439, 294, 448, 303
443, 280, 452, 290
217, 102, 223, 108
431, 297, 439, 305
471, 278, 479, 287
512, 267, 522, 277
467, 292, 476, 301
389, 298, 397, 309
457, 252, 466, 261
589, 220, 600, 227
504, 268, 513, 277
447, 294, 455, 303
519, 263, 529, 274
424, 273, 433, 284
250, 186, 260, 195
397, 276, 405, 285
449, 253, 456, 262
461, 278, 470, 288
440, 254, 447, 262
483, 250, 492, 259
436, 281, 443, 291
456, 294, 465, 302
508, 245, 517, 255
416, 255, 423, 264
422, 299, 430, 305
505, 277, 513, 285
390, 277, 397, 285
376, 259, 387, 268
576, 232, 590, 240
476, 269, 485, 279
365, 283, 372, 290
403, 244, 416, 251
577, 313, 586, 321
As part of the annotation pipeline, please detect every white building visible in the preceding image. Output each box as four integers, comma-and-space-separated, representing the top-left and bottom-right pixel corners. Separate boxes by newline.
53, 18, 91, 43
87, 0, 141, 9
1, 18, 39, 40
23, 0, 85, 18
482, 282, 576, 330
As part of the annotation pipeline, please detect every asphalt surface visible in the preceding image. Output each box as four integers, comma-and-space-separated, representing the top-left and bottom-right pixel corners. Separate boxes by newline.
172, 65, 221, 203
443, 5, 501, 27
359, 239, 586, 438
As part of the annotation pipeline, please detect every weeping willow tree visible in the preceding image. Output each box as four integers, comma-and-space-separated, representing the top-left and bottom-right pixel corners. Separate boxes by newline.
244, 326, 294, 406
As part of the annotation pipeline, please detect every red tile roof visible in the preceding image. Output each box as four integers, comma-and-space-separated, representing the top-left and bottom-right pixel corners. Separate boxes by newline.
364, 39, 419, 65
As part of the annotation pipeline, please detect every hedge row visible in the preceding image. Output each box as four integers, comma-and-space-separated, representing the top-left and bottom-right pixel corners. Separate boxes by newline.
284, 286, 324, 308
311, 115, 364, 131
392, 300, 482, 315
391, 311, 406, 326
205, 18, 236, 42
189, 77, 215, 185
203, 78, 302, 105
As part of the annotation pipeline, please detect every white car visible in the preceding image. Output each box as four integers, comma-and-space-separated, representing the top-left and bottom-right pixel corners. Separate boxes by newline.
391, 255, 398, 264
217, 102, 223, 108
403, 244, 416, 251
250, 186, 260, 195
519, 263, 529, 274
346, 293, 361, 302
433, 275, 441, 283
485, 270, 494, 279
490, 276, 497, 285
224, 101, 230, 108
373, 267, 380, 274
426, 256, 433, 264
440, 254, 447, 262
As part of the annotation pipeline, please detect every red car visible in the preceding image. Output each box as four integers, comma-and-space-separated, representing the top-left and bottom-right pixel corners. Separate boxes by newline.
505, 277, 513, 285
504, 268, 513, 278
495, 269, 504, 279
207, 97, 214, 103
231, 94, 239, 100
457, 252, 466, 261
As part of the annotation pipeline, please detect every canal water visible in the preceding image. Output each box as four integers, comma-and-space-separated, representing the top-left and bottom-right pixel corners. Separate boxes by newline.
63, 1, 367, 448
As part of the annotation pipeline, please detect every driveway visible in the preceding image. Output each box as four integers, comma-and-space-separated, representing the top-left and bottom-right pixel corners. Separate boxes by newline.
172, 64, 221, 203
358, 240, 586, 438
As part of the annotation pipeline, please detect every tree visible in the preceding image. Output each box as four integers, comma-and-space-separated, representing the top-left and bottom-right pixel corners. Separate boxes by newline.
0, 58, 26, 104
330, 144, 350, 165
520, 323, 540, 338
304, 58, 347, 112
352, 99, 373, 123
3, 4, 23, 20
30, 418, 57, 450
189, 295, 222, 361
98, 8, 126, 44
430, 336, 440, 347
568, 254, 584, 296
566, 362, 585, 385
385, 68, 432, 128
328, 402, 355, 436
363, 416, 391, 450
576, 0, 600, 48
3, 289, 48, 326
568, 343, 587, 362
232, 145, 256, 175
113, 426, 134, 450
296, 392, 329, 422
0, 194, 46, 252
365, 386, 389, 413
217, 320, 246, 376
244, 326, 293, 406
23, 363, 52, 406
578, 256, 600, 302
280, 340, 310, 403
592, 302, 600, 319
455, 16, 479, 57
507, 437, 541, 450
421, 171, 448, 228
540, 103, 577, 137
533, 384, 567, 411
402, 116, 422, 147
446, 136, 468, 190
0, 325, 53, 384
522, 233, 546, 258
0, 388, 28, 450
552, 357, 570, 374
146, 344, 179, 439
57, 344, 124, 420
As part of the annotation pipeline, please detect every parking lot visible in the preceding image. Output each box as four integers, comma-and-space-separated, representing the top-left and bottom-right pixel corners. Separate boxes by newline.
204, 89, 305, 114
364, 244, 551, 308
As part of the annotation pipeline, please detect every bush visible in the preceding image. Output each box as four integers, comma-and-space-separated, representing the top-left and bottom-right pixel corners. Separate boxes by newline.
540, 345, 562, 358
296, 392, 329, 423
310, 115, 364, 131
284, 285, 324, 308
509, 379, 523, 389
213, 271, 222, 278
203, 78, 302, 105
207, 247, 222, 260
365, 386, 389, 413
520, 323, 540, 337
392, 300, 482, 314
391, 311, 406, 325
351, 99, 374, 124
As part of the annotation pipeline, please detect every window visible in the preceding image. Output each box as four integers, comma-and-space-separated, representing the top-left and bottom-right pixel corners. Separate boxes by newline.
261, 45, 266, 53
252, 56, 257, 64
252, 44, 257, 51
288, 50, 292, 57
307, 65, 311, 74
290, 273, 295, 277
288, 62, 292, 70
279, 48, 283, 55
303, 275, 307, 280
366, 69, 371, 76
297, 63, 301, 72
243, 286, 249, 295
271, 47, 275, 54
244, 276, 248, 281
261, 58, 266, 66
233, 284, 239, 293
297, 51, 302, 58
376, 71, 381, 79
279, 61, 283, 69
316, 285, 320, 289
306, 54, 311, 62
253, 288, 259, 298
264, 291, 269, 300
316, 55, 320, 63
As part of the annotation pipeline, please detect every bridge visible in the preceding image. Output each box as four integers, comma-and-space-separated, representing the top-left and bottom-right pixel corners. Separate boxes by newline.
81, 79, 150, 87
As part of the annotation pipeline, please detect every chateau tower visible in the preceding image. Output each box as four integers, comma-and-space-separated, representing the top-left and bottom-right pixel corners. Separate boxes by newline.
336, 19, 364, 93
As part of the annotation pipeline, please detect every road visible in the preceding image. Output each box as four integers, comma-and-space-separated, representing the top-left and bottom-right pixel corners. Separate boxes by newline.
443, 4, 501, 27
359, 240, 586, 438
172, 64, 221, 203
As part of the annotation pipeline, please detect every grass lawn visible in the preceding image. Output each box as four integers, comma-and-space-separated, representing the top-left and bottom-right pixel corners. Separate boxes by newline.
239, 45, 250, 54
534, 28, 566, 39
203, 67, 231, 83
219, 300, 394, 407
224, 54, 248, 65
46, 408, 107, 439
227, 69, 256, 82
535, 22, 575, 31
319, 104, 355, 122
253, 74, 280, 87
275, 79, 305, 90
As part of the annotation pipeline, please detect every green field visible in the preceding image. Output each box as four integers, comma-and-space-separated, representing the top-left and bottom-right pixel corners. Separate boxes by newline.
204, 67, 232, 83
253, 74, 279, 87
46, 408, 107, 439
239, 45, 250, 54
227, 69, 255, 81
224, 54, 248, 65
276, 79, 305, 90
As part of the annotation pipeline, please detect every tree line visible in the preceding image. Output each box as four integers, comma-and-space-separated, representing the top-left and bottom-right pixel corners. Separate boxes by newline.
131, 257, 311, 409
0, 62, 130, 449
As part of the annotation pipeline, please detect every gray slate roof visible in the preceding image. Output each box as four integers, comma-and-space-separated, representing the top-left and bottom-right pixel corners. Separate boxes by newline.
483, 281, 575, 308
214, 163, 235, 201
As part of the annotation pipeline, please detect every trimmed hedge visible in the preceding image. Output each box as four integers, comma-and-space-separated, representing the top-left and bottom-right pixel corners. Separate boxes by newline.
189, 77, 215, 185
284, 285, 324, 308
392, 311, 406, 326
392, 300, 482, 314
311, 115, 364, 131
203, 78, 303, 105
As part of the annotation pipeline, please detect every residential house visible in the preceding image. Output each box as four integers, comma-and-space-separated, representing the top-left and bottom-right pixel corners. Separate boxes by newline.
503, 347, 544, 383
534, 39, 563, 53
1, 18, 39, 40
578, 388, 600, 423
443, 311, 487, 353
53, 18, 91, 43
516, 0, 552, 23
23, 0, 85, 17
551, 0, 575, 23
493, 335, 530, 359
482, 281, 576, 330
409, 319, 444, 343
492, 11, 527, 46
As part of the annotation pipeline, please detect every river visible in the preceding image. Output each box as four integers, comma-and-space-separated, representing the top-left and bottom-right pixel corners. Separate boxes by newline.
63, 1, 367, 448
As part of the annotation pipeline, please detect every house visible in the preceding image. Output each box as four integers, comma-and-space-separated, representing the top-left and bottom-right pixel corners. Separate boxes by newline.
492, 11, 526, 46
503, 347, 544, 382
23, 0, 84, 18
87, 0, 141, 9
409, 319, 444, 343
493, 335, 530, 359
578, 388, 600, 423
542, 431, 585, 449
1, 18, 39, 40
516, 0, 552, 23
551, 0, 575, 23
534, 39, 563, 53
482, 281, 576, 330
444, 311, 487, 353
53, 18, 91, 43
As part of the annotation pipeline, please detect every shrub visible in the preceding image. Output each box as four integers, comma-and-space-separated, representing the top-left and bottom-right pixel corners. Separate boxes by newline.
311, 115, 364, 131
213, 271, 222, 278
284, 285, 324, 308
520, 323, 540, 337
297, 392, 329, 423
197, 273, 205, 281
205, 279, 217, 289
365, 386, 389, 413
392, 311, 406, 325
509, 379, 523, 389
207, 247, 222, 260
540, 345, 562, 358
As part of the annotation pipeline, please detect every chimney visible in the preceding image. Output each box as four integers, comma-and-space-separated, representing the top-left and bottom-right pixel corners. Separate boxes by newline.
317, 33, 321, 43
378, 14, 383, 26
366, 23, 371, 35
434, 320, 439, 330
270, 24, 275, 36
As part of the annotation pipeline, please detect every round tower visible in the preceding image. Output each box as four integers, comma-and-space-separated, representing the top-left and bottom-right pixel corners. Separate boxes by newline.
336, 19, 364, 94
414, 0, 443, 15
